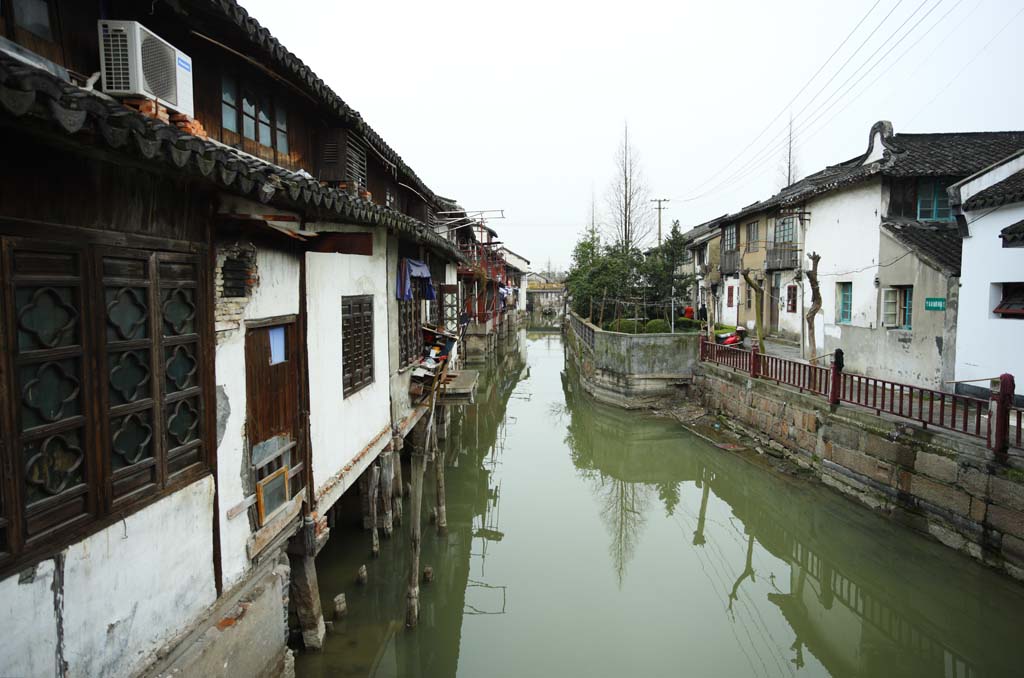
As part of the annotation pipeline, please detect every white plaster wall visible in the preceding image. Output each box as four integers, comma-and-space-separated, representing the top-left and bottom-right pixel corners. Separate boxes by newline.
0, 559, 58, 678
775, 269, 804, 338
721, 277, 740, 327
63, 477, 216, 678
0, 478, 216, 678
306, 230, 392, 505
956, 202, 1024, 395
215, 245, 301, 588
802, 179, 884, 356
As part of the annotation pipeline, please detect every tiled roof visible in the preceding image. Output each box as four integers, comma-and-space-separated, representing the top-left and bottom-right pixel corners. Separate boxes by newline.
711, 122, 1024, 223
1001, 220, 1024, 246
187, 0, 448, 209
0, 53, 463, 261
884, 132, 1024, 178
881, 218, 962, 275
962, 168, 1024, 210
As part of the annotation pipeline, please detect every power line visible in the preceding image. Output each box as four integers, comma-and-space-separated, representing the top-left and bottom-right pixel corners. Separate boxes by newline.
678, 0, 912, 203
908, 2, 1024, 124
684, 0, 936, 204
679, 0, 886, 197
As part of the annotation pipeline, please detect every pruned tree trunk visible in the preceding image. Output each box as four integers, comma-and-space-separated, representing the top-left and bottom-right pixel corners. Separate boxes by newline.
741, 268, 766, 353
805, 252, 822, 365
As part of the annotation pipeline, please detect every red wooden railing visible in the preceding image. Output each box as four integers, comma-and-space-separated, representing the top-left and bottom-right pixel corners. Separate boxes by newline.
699, 336, 1021, 454
839, 373, 990, 440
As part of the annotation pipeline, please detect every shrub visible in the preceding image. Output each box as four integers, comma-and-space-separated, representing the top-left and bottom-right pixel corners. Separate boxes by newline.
607, 319, 642, 334
645, 319, 670, 334
675, 317, 702, 331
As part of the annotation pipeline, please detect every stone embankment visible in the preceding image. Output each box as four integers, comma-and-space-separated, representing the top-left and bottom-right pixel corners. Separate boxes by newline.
697, 362, 1024, 581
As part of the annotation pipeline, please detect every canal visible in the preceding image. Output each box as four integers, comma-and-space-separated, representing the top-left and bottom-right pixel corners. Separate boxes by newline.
297, 333, 1024, 678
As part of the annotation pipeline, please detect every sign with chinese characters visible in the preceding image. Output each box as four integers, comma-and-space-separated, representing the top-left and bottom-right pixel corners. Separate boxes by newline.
925, 297, 946, 311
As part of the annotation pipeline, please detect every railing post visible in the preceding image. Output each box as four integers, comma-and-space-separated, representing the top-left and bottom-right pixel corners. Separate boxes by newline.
699, 334, 706, 361
750, 344, 760, 379
992, 373, 1015, 462
828, 348, 844, 407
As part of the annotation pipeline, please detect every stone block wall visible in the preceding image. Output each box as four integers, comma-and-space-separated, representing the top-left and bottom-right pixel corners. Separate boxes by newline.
566, 313, 700, 408
696, 362, 1024, 581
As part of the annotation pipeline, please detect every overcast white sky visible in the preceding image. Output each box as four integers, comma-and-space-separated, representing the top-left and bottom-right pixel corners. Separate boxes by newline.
242, 0, 1023, 271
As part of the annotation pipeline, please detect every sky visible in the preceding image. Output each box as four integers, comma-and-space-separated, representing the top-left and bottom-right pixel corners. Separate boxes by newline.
240, 0, 1024, 271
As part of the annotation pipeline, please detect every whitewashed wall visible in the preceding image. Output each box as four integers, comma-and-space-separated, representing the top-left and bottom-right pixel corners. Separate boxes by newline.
306, 226, 392, 508
721, 277, 740, 327
215, 246, 301, 588
957, 201, 1024, 395
0, 477, 216, 678
801, 179, 884, 358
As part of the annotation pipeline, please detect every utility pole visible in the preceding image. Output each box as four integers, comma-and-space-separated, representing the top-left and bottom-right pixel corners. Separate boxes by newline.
651, 198, 670, 245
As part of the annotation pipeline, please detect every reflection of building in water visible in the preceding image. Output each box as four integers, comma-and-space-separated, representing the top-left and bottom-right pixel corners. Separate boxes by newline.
560, 358, 1012, 678
325, 330, 528, 678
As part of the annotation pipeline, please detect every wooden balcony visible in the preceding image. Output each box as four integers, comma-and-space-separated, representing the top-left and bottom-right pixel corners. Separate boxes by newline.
720, 249, 740, 275
766, 245, 800, 270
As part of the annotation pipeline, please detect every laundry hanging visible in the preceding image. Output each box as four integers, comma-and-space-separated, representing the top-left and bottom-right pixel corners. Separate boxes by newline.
396, 258, 436, 301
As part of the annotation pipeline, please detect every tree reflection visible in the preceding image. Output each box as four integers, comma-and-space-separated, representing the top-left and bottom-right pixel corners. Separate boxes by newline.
595, 477, 652, 587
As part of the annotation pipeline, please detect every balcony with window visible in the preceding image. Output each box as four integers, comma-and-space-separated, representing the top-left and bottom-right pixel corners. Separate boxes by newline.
766, 216, 800, 270
720, 224, 739, 275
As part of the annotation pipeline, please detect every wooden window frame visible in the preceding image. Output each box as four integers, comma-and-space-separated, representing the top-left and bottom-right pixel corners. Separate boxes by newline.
0, 232, 212, 577
398, 282, 425, 368
993, 283, 1024, 317
255, 465, 289, 525
220, 72, 288, 162
917, 179, 953, 222
786, 285, 798, 313
836, 282, 853, 324
722, 224, 737, 252
342, 295, 374, 397
746, 221, 759, 252
883, 286, 913, 329
727, 285, 734, 308
775, 217, 796, 244
3, 0, 64, 66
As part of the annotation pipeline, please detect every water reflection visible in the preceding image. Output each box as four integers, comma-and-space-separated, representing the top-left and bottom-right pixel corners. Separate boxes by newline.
298, 334, 1024, 678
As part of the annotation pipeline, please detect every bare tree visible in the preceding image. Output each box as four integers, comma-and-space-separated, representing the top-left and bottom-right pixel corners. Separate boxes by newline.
777, 114, 799, 189
740, 267, 766, 353
604, 124, 653, 252
805, 252, 822, 364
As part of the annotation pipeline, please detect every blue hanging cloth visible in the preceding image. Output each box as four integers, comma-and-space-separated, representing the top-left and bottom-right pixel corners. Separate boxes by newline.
396, 258, 436, 301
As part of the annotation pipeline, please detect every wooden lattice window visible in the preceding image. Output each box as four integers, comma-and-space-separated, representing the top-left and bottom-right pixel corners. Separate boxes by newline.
0, 239, 210, 575
342, 295, 374, 396
399, 298, 421, 367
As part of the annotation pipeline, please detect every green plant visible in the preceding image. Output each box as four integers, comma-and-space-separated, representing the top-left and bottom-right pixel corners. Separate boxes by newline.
645, 319, 670, 334
607, 319, 642, 334
676, 317, 702, 331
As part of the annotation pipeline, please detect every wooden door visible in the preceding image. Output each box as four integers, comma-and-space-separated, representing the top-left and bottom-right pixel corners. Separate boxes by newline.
245, 318, 302, 524
769, 273, 781, 333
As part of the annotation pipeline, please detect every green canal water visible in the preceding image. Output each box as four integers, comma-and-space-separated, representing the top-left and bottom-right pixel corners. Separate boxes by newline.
297, 333, 1024, 678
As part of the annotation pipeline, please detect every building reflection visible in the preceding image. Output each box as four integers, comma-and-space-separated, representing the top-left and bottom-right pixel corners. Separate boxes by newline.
560, 360, 1016, 678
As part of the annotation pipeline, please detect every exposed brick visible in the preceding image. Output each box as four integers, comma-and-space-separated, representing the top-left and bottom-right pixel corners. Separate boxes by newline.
861, 435, 916, 468
833, 445, 892, 485
991, 476, 1024, 513
914, 452, 958, 484
958, 466, 990, 499
910, 475, 971, 516
969, 497, 987, 523
988, 504, 1024, 540
828, 424, 861, 450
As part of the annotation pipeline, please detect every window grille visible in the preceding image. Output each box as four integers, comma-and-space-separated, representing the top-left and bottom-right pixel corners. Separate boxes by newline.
342, 295, 374, 396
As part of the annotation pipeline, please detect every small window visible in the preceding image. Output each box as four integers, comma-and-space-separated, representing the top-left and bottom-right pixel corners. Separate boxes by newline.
257, 94, 273, 147
746, 222, 759, 252
723, 225, 737, 252
275, 103, 288, 155
994, 283, 1024, 318
917, 179, 952, 221
883, 286, 913, 328
746, 285, 752, 309
682, 249, 693, 264
727, 286, 734, 308
268, 326, 286, 364
221, 76, 238, 133
242, 92, 257, 141
787, 285, 797, 313
342, 295, 374, 396
775, 217, 796, 244
13, 0, 53, 40
836, 282, 852, 324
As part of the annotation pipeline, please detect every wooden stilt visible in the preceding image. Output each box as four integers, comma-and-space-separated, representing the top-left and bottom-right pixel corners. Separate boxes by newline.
368, 463, 380, 558
406, 448, 426, 627
433, 419, 448, 536
289, 553, 326, 650
379, 447, 395, 537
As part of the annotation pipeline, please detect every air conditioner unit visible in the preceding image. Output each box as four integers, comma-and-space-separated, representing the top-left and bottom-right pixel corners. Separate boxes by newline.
97, 20, 194, 118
